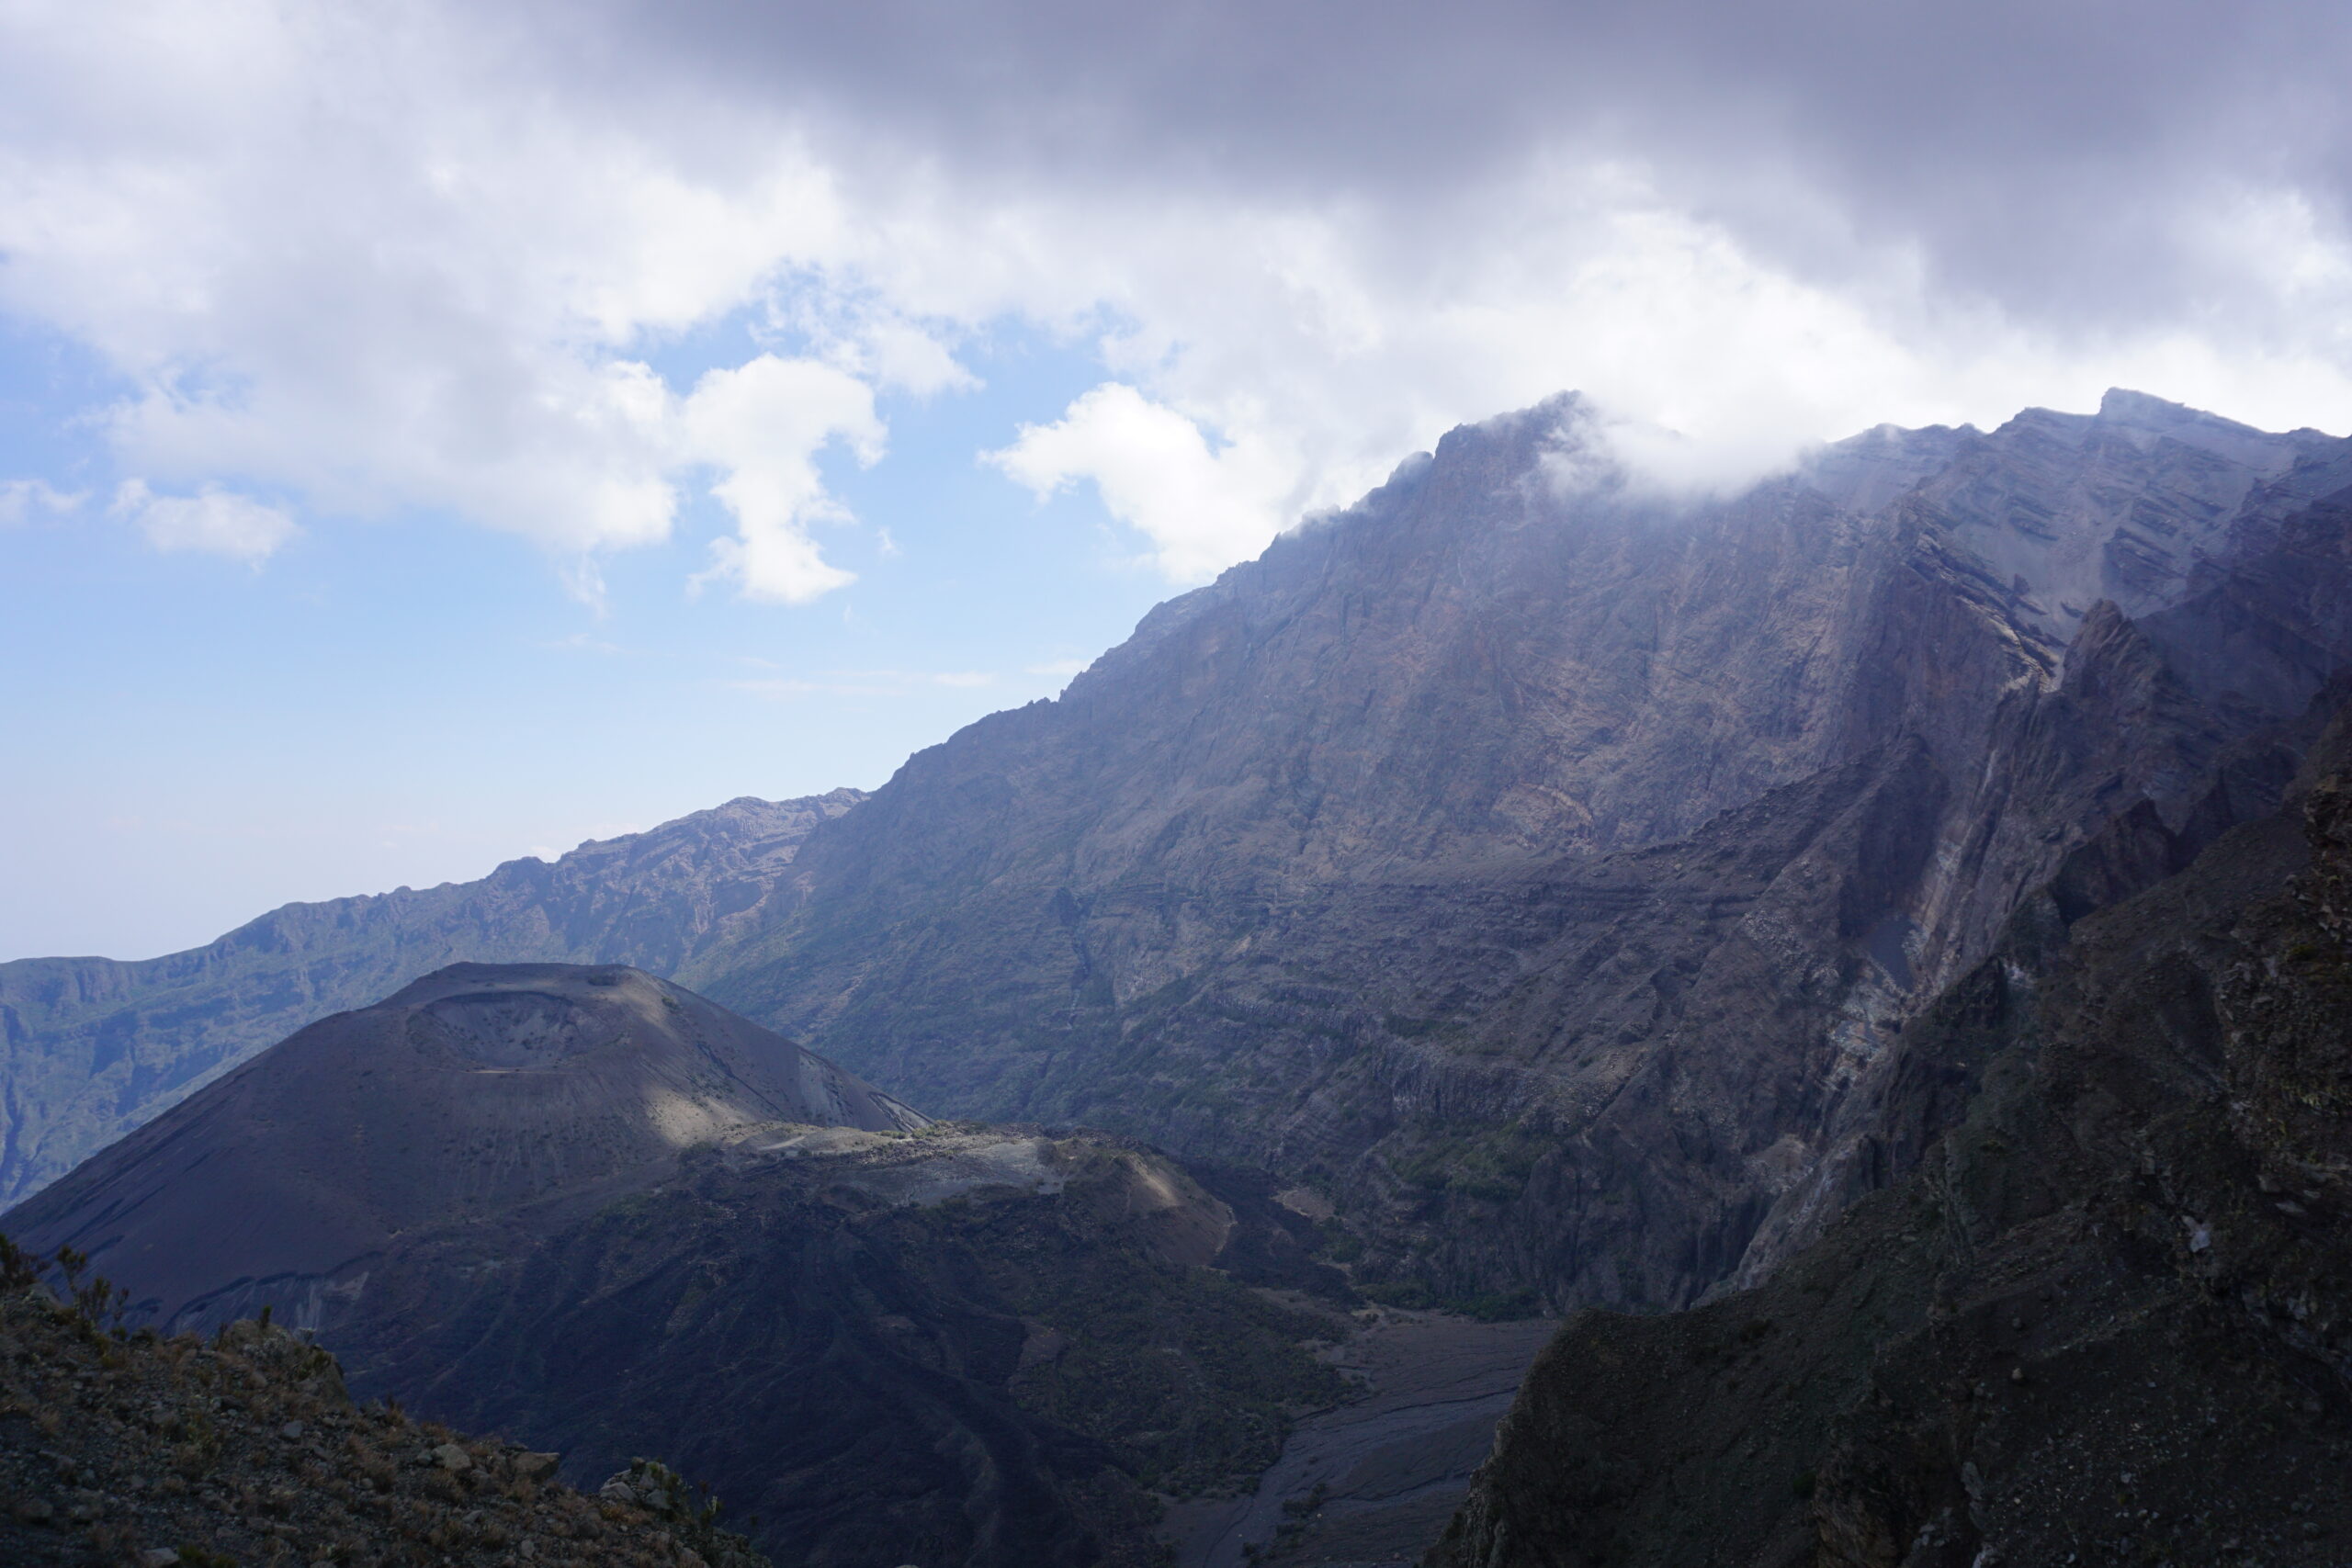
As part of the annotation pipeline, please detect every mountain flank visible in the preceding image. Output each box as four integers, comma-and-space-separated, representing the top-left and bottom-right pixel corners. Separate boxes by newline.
1430, 706, 2352, 1567
698, 388, 2352, 1315
9, 389, 2352, 1331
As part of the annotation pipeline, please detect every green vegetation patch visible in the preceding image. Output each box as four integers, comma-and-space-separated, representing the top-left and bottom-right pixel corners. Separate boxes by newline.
882, 1159, 1349, 1496
1384, 1122, 1547, 1203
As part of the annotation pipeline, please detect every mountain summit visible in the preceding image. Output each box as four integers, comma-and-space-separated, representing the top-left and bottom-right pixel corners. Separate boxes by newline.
701, 386, 2352, 1311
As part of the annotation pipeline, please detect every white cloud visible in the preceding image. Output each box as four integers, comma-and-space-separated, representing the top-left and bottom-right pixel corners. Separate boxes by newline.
0, 3, 880, 597
989, 384, 1302, 582
0, 478, 82, 525
682, 354, 881, 603
5, 0, 2352, 603
113, 479, 297, 560
859, 319, 977, 397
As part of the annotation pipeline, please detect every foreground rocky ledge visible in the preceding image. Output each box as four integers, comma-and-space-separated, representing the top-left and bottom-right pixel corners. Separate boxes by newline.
0, 1277, 764, 1568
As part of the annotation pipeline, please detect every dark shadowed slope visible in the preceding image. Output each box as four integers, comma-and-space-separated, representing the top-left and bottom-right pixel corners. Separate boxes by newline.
0, 789, 863, 1204
6, 964, 1353, 1568
4, 962, 924, 1329
0, 1286, 770, 1568
328, 1126, 1350, 1568
1431, 710, 2352, 1568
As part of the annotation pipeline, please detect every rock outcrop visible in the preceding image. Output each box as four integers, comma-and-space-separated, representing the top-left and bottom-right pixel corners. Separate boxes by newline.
0, 1266, 766, 1568
1428, 709, 2352, 1568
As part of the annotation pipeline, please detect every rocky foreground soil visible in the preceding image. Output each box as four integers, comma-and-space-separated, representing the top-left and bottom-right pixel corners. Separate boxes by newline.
0, 1271, 765, 1568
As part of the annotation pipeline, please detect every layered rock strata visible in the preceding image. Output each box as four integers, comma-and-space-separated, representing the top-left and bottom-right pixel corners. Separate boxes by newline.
1430, 712, 2352, 1567
703, 390, 2352, 1313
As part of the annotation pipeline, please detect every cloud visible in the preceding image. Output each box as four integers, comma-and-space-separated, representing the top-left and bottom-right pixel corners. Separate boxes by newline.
6, 0, 2352, 597
113, 480, 296, 560
0, 4, 898, 600
683, 354, 882, 603
858, 319, 978, 397
0, 478, 82, 525
576, 0, 2352, 345
990, 384, 1301, 581
0, 6, 721, 555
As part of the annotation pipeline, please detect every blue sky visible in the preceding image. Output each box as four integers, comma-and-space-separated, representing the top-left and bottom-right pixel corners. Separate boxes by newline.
7, 0, 2352, 961
0, 314, 1181, 959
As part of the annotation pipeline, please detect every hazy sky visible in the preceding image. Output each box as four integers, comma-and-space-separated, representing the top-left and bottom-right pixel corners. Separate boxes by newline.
6, 0, 2352, 959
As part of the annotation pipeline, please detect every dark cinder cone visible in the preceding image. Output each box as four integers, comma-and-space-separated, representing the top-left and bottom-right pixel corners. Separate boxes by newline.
4, 962, 927, 1329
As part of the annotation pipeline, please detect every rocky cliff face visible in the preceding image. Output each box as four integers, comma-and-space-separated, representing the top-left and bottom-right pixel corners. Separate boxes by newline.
695, 389, 2352, 1314
0, 790, 864, 1205
9, 390, 2352, 1329
1429, 711, 2352, 1568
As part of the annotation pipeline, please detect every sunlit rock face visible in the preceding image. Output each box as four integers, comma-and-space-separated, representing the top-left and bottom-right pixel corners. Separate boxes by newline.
3, 961, 924, 1332
702, 389, 2352, 1313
